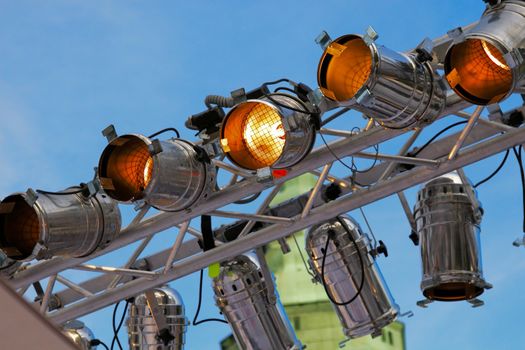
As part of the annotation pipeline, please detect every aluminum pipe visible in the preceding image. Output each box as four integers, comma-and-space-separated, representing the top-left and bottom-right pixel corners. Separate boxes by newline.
212, 254, 302, 350
220, 94, 316, 170
127, 286, 188, 350
414, 172, 491, 303
0, 189, 121, 261
98, 134, 215, 212
318, 34, 446, 129
444, 0, 525, 105
306, 216, 398, 339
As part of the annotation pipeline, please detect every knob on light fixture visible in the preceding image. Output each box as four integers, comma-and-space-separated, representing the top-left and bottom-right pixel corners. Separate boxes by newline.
220, 95, 316, 170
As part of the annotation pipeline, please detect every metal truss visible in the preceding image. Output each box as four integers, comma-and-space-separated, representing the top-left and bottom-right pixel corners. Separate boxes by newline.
4, 21, 525, 328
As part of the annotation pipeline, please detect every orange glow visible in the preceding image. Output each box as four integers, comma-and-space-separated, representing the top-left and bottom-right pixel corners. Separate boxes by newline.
99, 136, 154, 201
445, 39, 512, 105
317, 36, 372, 102
1, 196, 39, 259
221, 101, 286, 170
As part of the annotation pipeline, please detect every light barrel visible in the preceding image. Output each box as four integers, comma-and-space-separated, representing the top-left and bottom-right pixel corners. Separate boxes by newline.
98, 134, 215, 212
414, 172, 491, 302
0, 189, 121, 261
318, 35, 446, 129
305, 216, 399, 339
212, 254, 302, 350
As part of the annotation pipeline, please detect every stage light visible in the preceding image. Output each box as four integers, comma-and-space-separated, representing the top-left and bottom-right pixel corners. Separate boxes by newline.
127, 286, 188, 350
220, 95, 316, 170
98, 134, 215, 211
0, 188, 121, 261
414, 172, 492, 304
62, 320, 96, 350
212, 254, 302, 350
317, 33, 446, 129
444, 0, 525, 105
305, 215, 399, 339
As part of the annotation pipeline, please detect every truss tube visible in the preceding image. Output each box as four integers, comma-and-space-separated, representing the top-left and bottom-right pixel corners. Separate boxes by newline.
47, 126, 525, 324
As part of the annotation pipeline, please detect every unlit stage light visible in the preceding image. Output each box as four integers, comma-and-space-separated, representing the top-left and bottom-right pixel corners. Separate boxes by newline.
306, 216, 398, 339
414, 172, 492, 305
0, 188, 121, 261
62, 320, 96, 350
127, 286, 188, 350
98, 134, 215, 211
317, 33, 446, 129
444, 1, 525, 105
213, 254, 302, 350
220, 96, 316, 170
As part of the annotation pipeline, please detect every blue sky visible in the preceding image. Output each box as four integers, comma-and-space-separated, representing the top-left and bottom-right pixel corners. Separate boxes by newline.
1, 0, 525, 349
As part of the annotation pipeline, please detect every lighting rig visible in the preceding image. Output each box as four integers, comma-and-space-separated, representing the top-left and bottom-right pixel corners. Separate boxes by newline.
0, 1, 525, 349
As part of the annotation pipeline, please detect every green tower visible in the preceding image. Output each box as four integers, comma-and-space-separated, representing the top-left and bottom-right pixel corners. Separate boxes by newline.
220, 175, 406, 350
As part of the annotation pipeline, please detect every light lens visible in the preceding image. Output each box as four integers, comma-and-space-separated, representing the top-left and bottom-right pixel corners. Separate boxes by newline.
0, 196, 39, 259
318, 36, 372, 102
99, 136, 153, 201
221, 101, 286, 170
445, 39, 512, 105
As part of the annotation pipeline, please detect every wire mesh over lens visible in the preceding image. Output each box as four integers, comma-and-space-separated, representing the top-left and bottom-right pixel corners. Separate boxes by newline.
221, 101, 286, 170
445, 39, 512, 105
100, 136, 153, 202
1, 196, 39, 259
318, 36, 372, 102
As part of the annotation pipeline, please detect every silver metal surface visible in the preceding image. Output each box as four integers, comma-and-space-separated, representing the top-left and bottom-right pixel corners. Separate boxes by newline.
99, 134, 216, 212
212, 254, 302, 350
61, 320, 96, 350
414, 172, 491, 303
127, 286, 188, 350
220, 94, 316, 169
445, 0, 525, 104
305, 216, 398, 339
318, 34, 447, 129
0, 249, 21, 278
0, 189, 121, 261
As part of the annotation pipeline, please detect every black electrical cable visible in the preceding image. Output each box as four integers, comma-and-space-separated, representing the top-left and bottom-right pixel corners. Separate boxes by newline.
91, 339, 110, 350
320, 217, 366, 306
110, 301, 129, 350
473, 149, 510, 188
192, 269, 228, 325
412, 121, 468, 157
148, 127, 181, 139
513, 146, 525, 233
273, 86, 297, 95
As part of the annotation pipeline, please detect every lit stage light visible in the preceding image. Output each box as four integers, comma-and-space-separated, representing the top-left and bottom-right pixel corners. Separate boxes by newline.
220, 96, 316, 170
414, 172, 492, 305
444, 0, 525, 105
98, 134, 215, 211
127, 286, 188, 350
212, 254, 302, 350
306, 216, 399, 339
317, 34, 446, 129
0, 188, 121, 261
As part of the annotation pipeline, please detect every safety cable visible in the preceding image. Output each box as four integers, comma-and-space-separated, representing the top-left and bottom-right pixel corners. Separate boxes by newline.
148, 127, 181, 139
110, 300, 129, 350
320, 216, 365, 306
192, 269, 228, 325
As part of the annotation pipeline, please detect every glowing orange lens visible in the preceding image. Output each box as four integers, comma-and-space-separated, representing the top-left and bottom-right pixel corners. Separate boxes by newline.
100, 136, 154, 201
1, 196, 39, 259
445, 39, 512, 105
221, 102, 286, 170
318, 36, 372, 102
